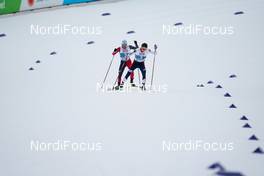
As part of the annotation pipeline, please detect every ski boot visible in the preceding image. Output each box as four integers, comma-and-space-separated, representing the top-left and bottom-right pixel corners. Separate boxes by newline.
120, 81, 124, 88
130, 79, 136, 87
114, 85, 121, 90
140, 84, 146, 91
114, 82, 123, 90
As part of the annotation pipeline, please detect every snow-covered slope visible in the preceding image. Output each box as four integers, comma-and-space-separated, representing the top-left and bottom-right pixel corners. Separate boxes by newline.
0, 0, 264, 175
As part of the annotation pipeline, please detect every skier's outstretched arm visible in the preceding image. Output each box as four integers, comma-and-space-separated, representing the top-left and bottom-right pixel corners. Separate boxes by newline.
128, 51, 136, 56
128, 48, 137, 56
129, 41, 139, 50
112, 47, 121, 55
129, 45, 137, 50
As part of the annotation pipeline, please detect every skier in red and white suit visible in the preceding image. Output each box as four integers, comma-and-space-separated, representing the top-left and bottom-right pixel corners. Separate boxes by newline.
112, 40, 137, 89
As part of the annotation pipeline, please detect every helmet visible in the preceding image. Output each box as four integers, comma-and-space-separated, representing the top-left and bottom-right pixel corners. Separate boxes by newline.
121, 40, 127, 46
141, 43, 148, 48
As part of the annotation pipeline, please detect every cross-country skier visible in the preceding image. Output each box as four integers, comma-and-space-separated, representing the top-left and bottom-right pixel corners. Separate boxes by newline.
112, 40, 138, 90
121, 43, 157, 90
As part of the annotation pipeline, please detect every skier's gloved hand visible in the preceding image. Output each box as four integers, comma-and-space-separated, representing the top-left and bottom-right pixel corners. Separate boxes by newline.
112, 48, 118, 55
134, 40, 139, 48
154, 44, 158, 50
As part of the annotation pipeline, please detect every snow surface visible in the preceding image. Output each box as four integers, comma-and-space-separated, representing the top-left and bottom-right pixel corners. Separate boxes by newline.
0, 0, 264, 175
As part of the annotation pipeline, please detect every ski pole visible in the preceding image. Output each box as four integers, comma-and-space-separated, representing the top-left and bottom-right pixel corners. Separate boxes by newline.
150, 47, 157, 89
101, 55, 115, 89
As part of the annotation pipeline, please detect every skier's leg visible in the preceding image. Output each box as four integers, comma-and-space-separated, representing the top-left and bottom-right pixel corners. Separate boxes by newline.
123, 61, 138, 83
126, 59, 134, 83
139, 62, 146, 89
117, 61, 126, 85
